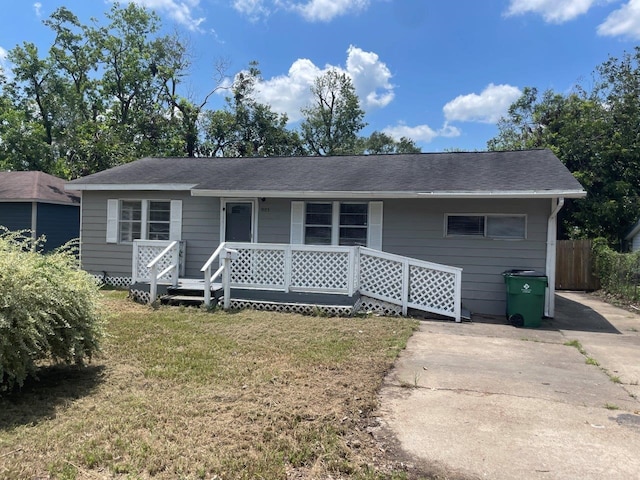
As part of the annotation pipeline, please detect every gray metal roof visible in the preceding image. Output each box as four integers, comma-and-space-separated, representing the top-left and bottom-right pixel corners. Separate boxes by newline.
66, 150, 585, 198
0, 171, 80, 204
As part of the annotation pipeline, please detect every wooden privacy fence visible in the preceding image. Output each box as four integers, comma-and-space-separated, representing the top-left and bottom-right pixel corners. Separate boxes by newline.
555, 239, 600, 291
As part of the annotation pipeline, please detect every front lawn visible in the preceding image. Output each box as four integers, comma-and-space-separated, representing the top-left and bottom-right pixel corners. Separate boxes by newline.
0, 290, 417, 479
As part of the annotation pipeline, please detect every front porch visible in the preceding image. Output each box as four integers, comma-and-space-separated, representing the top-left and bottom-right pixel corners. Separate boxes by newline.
129, 241, 465, 321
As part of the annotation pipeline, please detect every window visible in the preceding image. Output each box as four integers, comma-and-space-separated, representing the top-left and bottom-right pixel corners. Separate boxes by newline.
339, 203, 368, 246
109, 199, 179, 243
147, 201, 171, 240
446, 214, 526, 239
119, 201, 142, 243
304, 202, 368, 246
305, 203, 333, 245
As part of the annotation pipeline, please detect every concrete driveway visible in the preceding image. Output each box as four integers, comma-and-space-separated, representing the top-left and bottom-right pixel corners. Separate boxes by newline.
377, 292, 640, 480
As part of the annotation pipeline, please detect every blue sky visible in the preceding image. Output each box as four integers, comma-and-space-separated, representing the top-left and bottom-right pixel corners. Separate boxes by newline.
1, 0, 639, 152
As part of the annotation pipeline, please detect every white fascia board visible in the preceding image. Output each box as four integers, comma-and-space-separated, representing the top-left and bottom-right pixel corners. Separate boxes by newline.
65, 183, 197, 191
191, 189, 587, 199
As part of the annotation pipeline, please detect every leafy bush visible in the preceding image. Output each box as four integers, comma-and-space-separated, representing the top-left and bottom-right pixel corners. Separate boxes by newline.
0, 228, 103, 391
592, 237, 640, 302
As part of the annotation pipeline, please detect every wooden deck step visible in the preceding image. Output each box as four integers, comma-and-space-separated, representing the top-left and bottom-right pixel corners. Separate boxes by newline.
160, 294, 207, 306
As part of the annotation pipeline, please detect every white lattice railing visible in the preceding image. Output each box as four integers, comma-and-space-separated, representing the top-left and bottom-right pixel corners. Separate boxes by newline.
358, 247, 462, 321
133, 240, 186, 302
200, 243, 462, 321
223, 242, 358, 295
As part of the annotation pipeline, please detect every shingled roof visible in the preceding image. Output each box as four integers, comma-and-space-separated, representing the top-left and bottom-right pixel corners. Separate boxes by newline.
0, 171, 80, 204
66, 150, 585, 199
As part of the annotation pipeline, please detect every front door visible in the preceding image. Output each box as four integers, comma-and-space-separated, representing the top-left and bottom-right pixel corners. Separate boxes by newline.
225, 202, 253, 242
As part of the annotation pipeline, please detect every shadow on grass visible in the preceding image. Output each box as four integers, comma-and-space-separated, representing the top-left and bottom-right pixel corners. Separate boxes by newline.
0, 364, 105, 430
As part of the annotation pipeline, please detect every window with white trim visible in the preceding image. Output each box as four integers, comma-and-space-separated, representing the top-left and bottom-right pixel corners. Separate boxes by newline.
446, 214, 526, 239
147, 201, 171, 240
108, 199, 181, 243
304, 202, 368, 246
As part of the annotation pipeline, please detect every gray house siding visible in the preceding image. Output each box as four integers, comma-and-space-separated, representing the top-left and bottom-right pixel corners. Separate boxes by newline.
80, 192, 550, 315
256, 198, 291, 243
81, 191, 220, 279
382, 198, 549, 315
36, 203, 80, 251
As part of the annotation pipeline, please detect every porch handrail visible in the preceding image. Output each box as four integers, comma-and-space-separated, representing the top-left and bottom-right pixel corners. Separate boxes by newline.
201, 242, 237, 308
147, 240, 179, 303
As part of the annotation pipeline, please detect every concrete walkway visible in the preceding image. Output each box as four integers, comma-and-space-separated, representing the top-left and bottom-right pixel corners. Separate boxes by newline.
377, 292, 640, 480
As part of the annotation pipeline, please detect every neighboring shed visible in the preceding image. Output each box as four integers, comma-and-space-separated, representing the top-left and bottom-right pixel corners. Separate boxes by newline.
0, 171, 80, 251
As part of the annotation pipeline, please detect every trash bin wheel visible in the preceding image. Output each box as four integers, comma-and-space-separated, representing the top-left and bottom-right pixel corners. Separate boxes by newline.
509, 313, 524, 327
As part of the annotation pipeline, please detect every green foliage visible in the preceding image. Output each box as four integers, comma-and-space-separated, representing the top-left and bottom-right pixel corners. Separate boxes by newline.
0, 229, 103, 391
592, 237, 640, 302
300, 69, 367, 156
488, 48, 640, 247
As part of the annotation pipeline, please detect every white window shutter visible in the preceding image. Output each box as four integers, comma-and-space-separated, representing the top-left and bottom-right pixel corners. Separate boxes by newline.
367, 201, 383, 250
170, 200, 182, 240
106, 199, 119, 243
290, 201, 304, 244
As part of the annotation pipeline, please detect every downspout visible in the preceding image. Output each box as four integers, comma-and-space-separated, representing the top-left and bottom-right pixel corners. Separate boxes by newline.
545, 197, 565, 318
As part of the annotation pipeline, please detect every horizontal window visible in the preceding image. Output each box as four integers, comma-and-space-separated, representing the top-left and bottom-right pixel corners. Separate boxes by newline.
446, 214, 526, 239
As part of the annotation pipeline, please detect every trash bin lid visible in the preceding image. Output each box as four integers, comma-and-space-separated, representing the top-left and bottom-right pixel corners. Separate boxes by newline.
502, 269, 547, 277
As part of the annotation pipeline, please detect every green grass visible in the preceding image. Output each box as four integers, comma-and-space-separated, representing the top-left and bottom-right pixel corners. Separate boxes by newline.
564, 339, 587, 355
0, 290, 419, 479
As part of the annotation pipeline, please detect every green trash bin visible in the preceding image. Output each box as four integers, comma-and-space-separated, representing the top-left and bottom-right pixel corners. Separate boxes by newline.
502, 270, 548, 328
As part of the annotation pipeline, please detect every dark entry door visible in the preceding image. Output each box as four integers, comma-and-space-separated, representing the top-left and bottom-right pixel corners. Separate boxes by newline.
225, 202, 253, 242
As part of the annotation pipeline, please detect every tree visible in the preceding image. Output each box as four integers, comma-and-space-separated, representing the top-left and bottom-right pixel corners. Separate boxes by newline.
487, 48, 640, 248
300, 69, 366, 156
360, 131, 421, 154
201, 64, 303, 157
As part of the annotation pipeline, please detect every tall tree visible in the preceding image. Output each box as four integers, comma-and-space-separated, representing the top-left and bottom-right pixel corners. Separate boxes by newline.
200, 64, 303, 157
300, 69, 366, 156
487, 48, 640, 248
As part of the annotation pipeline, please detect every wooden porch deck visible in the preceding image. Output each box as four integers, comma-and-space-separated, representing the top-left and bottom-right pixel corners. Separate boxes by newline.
130, 278, 363, 316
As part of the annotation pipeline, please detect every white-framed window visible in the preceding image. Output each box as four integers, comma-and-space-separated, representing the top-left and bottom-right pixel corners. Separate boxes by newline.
446, 214, 526, 239
338, 203, 368, 246
107, 199, 182, 243
291, 201, 383, 249
304, 202, 368, 246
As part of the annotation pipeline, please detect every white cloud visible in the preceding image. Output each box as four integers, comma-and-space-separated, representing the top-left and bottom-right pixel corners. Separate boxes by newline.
443, 84, 522, 124
382, 123, 461, 144
233, 0, 370, 22
598, 0, 640, 38
233, 0, 270, 21
345, 45, 394, 108
118, 0, 206, 31
280, 0, 370, 22
33, 2, 42, 17
505, 0, 597, 23
252, 46, 394, 122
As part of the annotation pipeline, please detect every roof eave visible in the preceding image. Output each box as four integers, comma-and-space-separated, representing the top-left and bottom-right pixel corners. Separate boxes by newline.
65, 183, 198, 191
190, 189, 587, 199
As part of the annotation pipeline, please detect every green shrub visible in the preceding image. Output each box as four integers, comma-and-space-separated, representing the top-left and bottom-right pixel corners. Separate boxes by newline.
592, 237, 640, 302
0, 228, 104, 391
